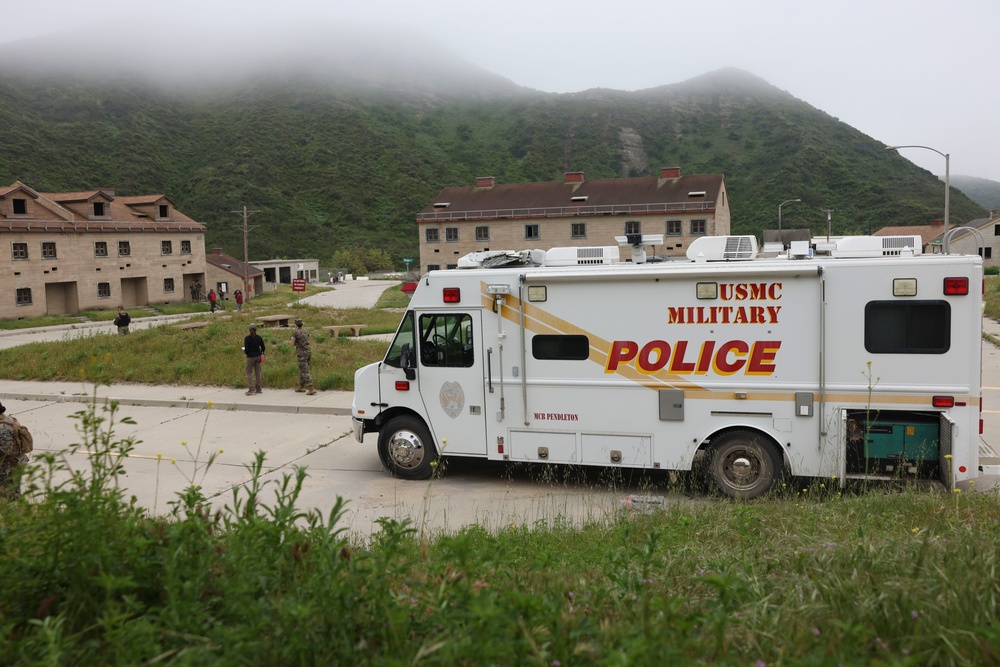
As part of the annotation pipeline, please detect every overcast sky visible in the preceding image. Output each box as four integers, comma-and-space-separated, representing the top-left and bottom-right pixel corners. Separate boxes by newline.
4, 0, 996, 180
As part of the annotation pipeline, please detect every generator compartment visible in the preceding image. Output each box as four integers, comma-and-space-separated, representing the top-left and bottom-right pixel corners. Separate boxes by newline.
846, 410, 940, 477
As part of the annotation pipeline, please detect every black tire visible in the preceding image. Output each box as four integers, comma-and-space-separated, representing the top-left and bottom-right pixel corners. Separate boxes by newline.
377, 416, 438, 480
707, 430, 781, 500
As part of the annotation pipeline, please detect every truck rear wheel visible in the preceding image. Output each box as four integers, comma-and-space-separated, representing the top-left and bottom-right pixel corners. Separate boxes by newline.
378, 416, 438, 480
708, 430, 781, 499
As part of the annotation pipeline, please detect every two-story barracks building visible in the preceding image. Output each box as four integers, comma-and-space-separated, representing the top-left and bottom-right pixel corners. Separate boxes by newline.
417, 168, 730, 274
0, 182, 207, 319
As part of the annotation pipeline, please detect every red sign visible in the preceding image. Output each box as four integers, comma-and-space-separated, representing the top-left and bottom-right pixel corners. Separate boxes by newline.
291, 279, 307, 292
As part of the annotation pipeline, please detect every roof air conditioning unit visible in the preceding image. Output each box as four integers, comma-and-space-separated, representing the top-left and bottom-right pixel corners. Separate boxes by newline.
686, 235, 759, 261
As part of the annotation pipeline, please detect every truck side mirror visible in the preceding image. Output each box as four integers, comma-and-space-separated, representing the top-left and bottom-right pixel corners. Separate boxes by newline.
401, 343, 416, 381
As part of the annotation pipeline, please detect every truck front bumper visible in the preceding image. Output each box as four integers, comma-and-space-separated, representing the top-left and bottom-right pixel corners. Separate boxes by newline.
352, 417, 365, 443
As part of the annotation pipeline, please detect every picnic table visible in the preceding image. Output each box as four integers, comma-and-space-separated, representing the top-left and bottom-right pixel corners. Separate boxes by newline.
257, 314, 293, 328
323, 324, 368, 337
176, 321, 210, 330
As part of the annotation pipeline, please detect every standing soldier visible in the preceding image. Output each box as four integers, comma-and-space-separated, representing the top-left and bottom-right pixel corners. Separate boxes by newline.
113, 306, 131, 335
290, 318, 316, 395
0, 401, 32, 499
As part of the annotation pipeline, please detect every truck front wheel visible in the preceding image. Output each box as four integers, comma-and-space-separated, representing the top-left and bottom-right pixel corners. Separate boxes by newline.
378, 416, 438, 480
708, 430, 781, 499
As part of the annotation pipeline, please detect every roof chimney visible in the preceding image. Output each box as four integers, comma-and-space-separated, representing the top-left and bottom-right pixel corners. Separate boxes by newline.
212, 248, 224, 254
475, 176, 495, 188
564, 172, 585, 183
660, 167, 681, 179
929, 219, 944, 227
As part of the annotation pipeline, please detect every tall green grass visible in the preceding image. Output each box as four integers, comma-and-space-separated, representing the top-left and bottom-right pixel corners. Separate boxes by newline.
1, 396, 999, 665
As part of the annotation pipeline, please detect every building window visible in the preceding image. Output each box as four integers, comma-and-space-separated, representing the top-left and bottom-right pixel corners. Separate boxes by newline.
625, 220, 641, 235
161, 240, 173, 255
12, 242, 28, 260
525, 224, 540, 240
691, 219, 707, 236
98, 282, 111, 299
475, 226, 490, 241
93, 202, 106, 217
571, 222, 587, 239
445, 227, 459, 242
159, 204, 169, 218
13, 198, 27, 215
164, 278, 175, 293
118, 241, 131, 256
180, 240, 191, 254
427, 264, 441, 272
95, 241, 108, 257
426, 228, 440, 243
980, 247, 993, 259
42, 242, 57, 259
995, 224, 1000, 236
666, 220, 682, 236
16, 288, 32, 306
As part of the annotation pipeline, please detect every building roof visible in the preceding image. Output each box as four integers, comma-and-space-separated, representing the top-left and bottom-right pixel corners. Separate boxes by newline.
873, 223, 944, 246
1, 181, 205, 233
206, 248, 265, 278
417, 170, 725, 223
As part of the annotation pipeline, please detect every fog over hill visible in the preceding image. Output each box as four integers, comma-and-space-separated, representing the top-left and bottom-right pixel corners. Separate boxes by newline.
0, 21, 525, 98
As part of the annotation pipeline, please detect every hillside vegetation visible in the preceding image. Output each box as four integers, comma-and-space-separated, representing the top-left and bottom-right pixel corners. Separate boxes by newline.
0, 46, 986, 265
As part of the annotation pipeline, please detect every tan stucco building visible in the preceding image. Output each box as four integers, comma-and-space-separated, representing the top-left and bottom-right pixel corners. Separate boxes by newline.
1, 182, 207, 319
417, 168, 731, 273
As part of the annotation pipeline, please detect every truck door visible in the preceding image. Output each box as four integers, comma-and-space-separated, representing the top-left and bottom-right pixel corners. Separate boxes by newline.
415, 311, 487, 456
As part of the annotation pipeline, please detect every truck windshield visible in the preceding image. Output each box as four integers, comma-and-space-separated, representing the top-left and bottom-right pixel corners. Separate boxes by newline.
383, 311, 415, 368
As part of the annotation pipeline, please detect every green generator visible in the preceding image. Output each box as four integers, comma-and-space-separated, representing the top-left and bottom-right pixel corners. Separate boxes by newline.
846, 412, 940, 477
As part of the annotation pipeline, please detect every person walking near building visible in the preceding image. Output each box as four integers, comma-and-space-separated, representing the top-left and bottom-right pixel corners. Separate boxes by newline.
0, 401, 32, 500
243, 323, 265, 395
234, 289, 244, 312
113, 306, 131, 335
289, 318, 316, 395
209, 289, 217, 313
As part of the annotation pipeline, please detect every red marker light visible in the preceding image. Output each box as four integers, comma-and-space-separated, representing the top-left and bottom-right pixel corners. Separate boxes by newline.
932, 396, 954, 408
395, 381, 410, 391
443, 287, 461, 303
943, 277, 968, 295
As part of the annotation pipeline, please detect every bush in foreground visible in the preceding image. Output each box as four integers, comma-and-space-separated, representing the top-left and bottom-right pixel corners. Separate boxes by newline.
1, 398, 999, 665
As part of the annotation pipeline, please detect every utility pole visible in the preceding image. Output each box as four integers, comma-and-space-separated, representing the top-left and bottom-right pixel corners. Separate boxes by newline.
823, 209, 834, 242
232, 206, 259, 300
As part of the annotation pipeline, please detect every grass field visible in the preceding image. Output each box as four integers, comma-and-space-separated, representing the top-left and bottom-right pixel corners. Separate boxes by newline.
0, 285, 403, 390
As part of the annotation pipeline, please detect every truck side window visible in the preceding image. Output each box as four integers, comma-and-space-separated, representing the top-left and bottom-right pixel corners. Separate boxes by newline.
384, 311, 415, 368
864, 300, 950, 354
532, 334, 590, 360
419, 313, 474, 367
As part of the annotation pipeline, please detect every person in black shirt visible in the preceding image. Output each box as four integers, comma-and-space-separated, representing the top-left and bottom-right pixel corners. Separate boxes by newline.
243, 323, 266, 395
113, 306, 131, 335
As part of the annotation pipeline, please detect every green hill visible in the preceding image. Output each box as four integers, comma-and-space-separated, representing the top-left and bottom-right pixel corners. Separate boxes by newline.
0, 34, 985, 266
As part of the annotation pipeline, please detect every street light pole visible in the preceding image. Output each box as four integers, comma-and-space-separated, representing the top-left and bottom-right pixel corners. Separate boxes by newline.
778, 198, 801, 233
885, 144, 950, 250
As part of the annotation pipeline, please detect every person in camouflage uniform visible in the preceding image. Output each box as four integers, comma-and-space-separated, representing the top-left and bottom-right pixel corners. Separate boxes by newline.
290, 318, 316, 395
0, 401, 29, 499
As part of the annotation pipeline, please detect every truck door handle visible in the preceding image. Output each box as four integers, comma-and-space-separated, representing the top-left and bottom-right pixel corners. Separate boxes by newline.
487, 348, 494, 393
